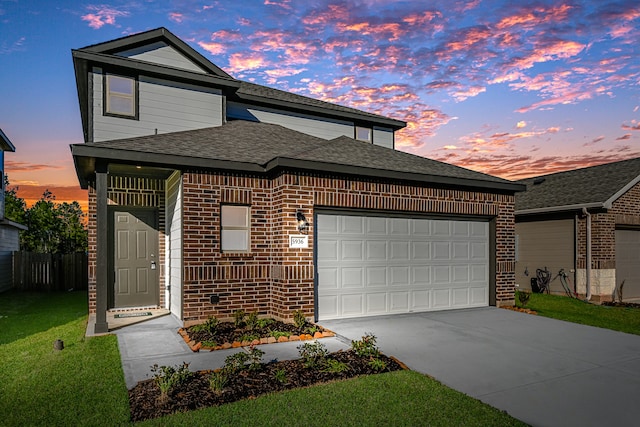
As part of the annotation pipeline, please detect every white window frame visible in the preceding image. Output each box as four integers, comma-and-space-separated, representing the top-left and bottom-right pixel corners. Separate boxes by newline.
104, 73, 137, 118
355, 126, 372, 142
221, 205, 250, 252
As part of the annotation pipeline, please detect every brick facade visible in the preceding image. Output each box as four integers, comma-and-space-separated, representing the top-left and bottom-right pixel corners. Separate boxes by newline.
87, 169, 518, 323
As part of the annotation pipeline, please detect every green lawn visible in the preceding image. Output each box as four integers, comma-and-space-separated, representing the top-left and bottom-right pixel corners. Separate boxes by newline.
516, 291, 640, 335
0, 290, 527, 426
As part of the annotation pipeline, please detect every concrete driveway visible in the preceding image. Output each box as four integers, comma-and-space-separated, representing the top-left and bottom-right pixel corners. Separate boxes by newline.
320, 307, 640, 427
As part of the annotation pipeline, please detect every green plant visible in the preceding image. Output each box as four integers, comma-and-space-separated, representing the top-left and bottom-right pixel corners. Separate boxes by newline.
517, 291, 531, 307
201, 340, 218, 348
368, 358, 387, 372
239, 333, 260, 343
191, 316, 219, 333
233, 309, 246, 328
248, 345, 265, 371
297, 340, 329, 368
351, 333, 380, 358
305, 325, 319, 335
322, 358, 349, 374
257, 318, 274, 328
271, 330, 292, 339
292, 310, 307, 329
209, 370, 228, 395
150, 362, 194, 400
224, 351, 250, 373
273, 368, 288, 384
246, 312, 259, 330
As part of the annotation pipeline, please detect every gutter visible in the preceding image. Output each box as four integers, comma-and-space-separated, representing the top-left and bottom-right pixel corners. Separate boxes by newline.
515, 202, 604, 216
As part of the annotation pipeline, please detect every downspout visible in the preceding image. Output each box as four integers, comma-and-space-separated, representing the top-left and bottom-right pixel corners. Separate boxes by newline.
582, 208, 592, 301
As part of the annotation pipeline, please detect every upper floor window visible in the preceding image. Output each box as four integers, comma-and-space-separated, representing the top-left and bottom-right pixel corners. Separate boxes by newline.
221, 205, 250, 252
355, 126, 372, 142
105, 74, 137, 118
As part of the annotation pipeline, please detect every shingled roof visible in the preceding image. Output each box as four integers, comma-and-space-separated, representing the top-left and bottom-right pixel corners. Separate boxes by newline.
72, 121, 522, 192
515, 157, 640, 214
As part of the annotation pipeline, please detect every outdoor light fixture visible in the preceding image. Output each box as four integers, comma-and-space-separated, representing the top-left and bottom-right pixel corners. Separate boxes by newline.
296, 211, 309, 233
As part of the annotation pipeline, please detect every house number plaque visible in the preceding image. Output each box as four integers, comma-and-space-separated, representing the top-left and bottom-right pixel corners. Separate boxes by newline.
289, 235, 308, 248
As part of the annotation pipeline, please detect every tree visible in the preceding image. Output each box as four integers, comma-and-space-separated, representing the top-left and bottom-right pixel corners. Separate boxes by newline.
3, 176, 88, 253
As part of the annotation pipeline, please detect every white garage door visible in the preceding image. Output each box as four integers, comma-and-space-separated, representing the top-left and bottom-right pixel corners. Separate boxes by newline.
316, 214, 489, 320
616, 229, 640, 300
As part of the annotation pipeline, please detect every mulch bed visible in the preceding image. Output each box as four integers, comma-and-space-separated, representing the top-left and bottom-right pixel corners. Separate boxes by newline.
129, 350, 405, 422
601, 301, 640, 308
501, 306, 538, 315
179, 318, 334, 352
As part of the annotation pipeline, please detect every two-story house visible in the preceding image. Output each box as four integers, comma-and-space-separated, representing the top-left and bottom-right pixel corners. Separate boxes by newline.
70, 28, 523, 334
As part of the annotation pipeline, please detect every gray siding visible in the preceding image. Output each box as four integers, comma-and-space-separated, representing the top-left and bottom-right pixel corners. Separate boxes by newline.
116, 41, 206, 73
227, 101, 355, 140
92, 68, 223, 142
515, 219, 575, 295
373, 126, 394, 149
0, 225, 20, 292
165, 171, 182, 318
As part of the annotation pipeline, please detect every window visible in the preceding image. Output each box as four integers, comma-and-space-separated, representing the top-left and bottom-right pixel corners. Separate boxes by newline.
105, 74, 137, 118
355, 126, 372, 142
221, 205, 250, 252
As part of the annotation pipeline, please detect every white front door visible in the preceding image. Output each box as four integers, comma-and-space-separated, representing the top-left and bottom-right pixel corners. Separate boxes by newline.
316, 214, 489, 320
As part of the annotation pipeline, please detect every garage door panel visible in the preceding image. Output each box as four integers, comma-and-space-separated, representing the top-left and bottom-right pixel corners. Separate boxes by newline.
366, 241, 387, 260
390, 266, 409, 286
389, 292, 409, 312
317, 214, 489, 320
366, 266, 387, 287
452, 288, 469, 306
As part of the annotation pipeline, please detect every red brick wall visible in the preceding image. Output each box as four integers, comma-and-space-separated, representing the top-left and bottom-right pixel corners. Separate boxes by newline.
180, 170, 517, 325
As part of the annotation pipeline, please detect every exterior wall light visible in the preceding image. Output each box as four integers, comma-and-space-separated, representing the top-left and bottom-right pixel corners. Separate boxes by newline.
296, 211, 309, 233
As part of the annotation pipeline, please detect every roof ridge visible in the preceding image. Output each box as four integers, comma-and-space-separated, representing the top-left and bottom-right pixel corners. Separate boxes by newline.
518, 156, 640, 182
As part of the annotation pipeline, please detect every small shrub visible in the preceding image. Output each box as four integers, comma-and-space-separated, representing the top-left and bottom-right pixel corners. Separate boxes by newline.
233, 309, 246, 328
239, 333, 260, 343
245, 312, 259, 330
517, 291, 531, 307
305, 325, 319, 335
247, 345, 265, 371
292, 310, 307, 329
201, 340, 218, 348
368, 358, 387, 372
209, 370, 228, 395
351, 333, 380, 358
150, 362, 194, 399
190, 316, 218, 334
322, 358, 348, 373
224, 351, 250, 373
297, 340, 329, 369
273, 368, 288, 384
257, 318, 274, 328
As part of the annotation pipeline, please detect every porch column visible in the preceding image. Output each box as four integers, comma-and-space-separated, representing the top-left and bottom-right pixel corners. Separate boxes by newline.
94, 162, 109, 333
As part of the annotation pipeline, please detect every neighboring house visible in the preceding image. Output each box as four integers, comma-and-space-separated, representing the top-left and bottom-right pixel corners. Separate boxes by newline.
515, 157, 640, 302
0, 129, 27, 292
70, 28, 524, 334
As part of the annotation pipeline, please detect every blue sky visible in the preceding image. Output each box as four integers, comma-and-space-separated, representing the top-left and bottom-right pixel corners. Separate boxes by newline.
1, 0, 639, 207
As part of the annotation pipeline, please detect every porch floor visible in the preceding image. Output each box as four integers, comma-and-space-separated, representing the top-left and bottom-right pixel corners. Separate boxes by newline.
85, 307, 171, 336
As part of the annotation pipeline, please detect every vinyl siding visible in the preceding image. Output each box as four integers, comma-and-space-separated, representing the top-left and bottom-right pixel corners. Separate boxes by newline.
227, 101, 355, 141
0, 225, 20, 292
515, 219, 575, 295
115, 41, 206, 73
165, 171, 183, 318
92, 69, 223, 142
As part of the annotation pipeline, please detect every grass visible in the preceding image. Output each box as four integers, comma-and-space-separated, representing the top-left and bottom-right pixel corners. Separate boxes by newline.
0, 290, 527, 426
516, 291, 640, 335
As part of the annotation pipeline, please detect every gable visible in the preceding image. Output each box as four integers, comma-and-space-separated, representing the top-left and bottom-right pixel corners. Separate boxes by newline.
114, 41, 207, 74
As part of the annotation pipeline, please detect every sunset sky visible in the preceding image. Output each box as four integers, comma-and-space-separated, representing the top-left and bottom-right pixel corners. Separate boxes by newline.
1, 0, 639, 210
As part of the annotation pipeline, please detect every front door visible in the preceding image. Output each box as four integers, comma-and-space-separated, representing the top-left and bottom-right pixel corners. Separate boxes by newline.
113, 209, 159, 308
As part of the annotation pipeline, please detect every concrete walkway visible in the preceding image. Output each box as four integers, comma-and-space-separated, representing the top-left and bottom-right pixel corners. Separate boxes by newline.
320, 307, 640, 427
114, 314, 349, 389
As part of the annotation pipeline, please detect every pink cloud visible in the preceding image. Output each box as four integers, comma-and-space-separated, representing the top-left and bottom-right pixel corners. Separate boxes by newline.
198, 41, 226, 55
168, 12, 183, 23
616, 134, 632, 140
81, 5, 129, 29
226, 52, 269, 73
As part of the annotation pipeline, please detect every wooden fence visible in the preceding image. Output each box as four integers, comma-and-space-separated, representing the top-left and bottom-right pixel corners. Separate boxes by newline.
13, 252, 88, 292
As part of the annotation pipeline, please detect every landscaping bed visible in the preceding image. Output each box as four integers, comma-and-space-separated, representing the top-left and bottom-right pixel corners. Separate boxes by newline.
179, 310, 334, 351
129, 335, 404, 422
601, 301, 640, 309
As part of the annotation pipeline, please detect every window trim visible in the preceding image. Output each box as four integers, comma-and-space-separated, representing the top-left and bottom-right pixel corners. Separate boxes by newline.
103, 73, 139, 120
220, 204, 251, 253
